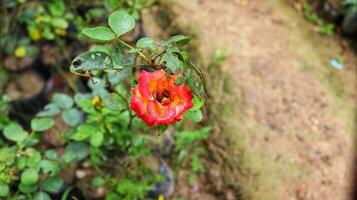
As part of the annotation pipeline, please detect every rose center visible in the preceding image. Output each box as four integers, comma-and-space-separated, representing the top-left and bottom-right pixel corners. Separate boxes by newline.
155, 90, 171, 106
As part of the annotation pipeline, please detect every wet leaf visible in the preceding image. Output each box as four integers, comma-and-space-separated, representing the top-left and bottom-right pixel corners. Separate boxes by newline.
70, 51, 113, 74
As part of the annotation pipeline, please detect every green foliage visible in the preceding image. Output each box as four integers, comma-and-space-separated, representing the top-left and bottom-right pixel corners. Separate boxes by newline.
0, 4, 208, 199
3, 123, 28, 142
108, 10, 136, 37
174, 127, 211, 181
302, 2, 335, 35
82, 27, 116, 42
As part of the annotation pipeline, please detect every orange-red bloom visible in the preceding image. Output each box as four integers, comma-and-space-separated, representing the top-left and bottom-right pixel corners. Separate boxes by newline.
130, 69, 193, 126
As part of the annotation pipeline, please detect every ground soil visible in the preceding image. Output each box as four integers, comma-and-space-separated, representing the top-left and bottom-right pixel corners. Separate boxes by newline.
144, 0, 357, 199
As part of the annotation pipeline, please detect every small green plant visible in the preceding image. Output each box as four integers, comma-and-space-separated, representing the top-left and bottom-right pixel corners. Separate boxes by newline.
174, 127, 211, 183
302, 2, 335, 35
20, 0, 74, 41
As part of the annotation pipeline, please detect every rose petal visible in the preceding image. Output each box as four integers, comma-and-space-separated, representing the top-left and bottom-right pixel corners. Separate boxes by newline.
138, 70, 166, 101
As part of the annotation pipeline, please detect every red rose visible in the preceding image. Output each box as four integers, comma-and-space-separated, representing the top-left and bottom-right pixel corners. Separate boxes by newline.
130, 69, 193, 126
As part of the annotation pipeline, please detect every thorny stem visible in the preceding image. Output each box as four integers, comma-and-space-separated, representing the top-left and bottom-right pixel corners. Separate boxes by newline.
116, 38, 151, 63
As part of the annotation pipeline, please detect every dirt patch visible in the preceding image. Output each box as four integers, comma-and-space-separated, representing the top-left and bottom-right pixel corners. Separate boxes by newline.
6, 70, 45, 100
144, 0, 357, 199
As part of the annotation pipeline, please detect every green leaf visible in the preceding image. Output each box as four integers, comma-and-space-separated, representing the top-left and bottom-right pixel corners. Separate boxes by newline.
64, 142, 90, 162
60, 149, 75, 163
51, 18, 68, 29
37, 104, 61, 117
183, 110, 203, 123
48, 0, 65, 16
163, 53, 182, 73
19, 183, 38, 193
26, 148, 42, 168
71, 124, 97, 141
62, 108, 81, 127
34, 191, 51, 200
82, 27, 116, 42
111, 45, 127, 67
61, 186, 74, 200
31, 118, 55, 132
70, 51, 113, 74
43, 27, 55, 40
3, 123, 28, 142
136, 37, 155, 49
108, 10, 135, 37
40, 160, 60, 176
91, 177, 105, 187
45, 150, 58, 160
0, 146, 17, 164
17, 157, 27, 169
191, 96, 204, 111
0, 181, 9, 197
90, 131, 104, 147
167, 35, 191, 46
21, 169, 39, 185
41, 176, 64, 193
90, 44, 113, 55
53, 93, 73, 109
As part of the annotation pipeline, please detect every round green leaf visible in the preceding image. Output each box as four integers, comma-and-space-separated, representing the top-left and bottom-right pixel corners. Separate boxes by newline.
31, 118, 55, 132
26, 148, 42, 168
82, 27, 116, 42
34, 191, 51, 200
52, 93, 73, 109
136, 37, 155, 49
37, 104, 61, 117
0, 181, 9, 197
63, 142, 89, 162
51, 18, 68, 29
19, 183, 38, 193
183, 110, 203, 123
108, 10, 135, 37
21, 169, 39, 185
61, 108, 81, 127
41, 176, 64, 193
40, 160, 60, 176
3, 123, 28, 142
45, 150, 58, 160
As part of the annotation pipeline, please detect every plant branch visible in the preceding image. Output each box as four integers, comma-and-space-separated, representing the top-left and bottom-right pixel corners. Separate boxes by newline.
116, 38, 151, 63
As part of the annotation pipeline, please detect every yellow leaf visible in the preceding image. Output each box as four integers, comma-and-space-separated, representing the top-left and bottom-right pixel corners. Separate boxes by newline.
14, 46, 26, 58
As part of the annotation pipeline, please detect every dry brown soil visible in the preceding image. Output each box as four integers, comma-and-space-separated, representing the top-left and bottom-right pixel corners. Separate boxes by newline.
144, 0, 357, 199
